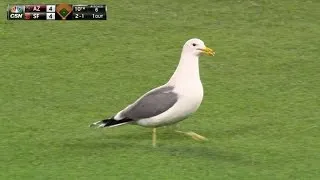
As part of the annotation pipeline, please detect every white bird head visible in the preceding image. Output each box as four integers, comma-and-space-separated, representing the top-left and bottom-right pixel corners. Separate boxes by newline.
182, 38, 215, 57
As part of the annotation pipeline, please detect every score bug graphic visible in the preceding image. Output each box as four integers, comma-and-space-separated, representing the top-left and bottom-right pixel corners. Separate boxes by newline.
9, 5, 24, 19
7, 4, 107, 21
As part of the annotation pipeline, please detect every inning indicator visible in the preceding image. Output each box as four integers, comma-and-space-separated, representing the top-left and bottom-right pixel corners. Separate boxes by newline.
7, 3, 107, 20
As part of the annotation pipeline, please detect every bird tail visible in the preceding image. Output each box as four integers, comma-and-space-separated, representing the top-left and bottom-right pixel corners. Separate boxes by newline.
89, 117, 133, 128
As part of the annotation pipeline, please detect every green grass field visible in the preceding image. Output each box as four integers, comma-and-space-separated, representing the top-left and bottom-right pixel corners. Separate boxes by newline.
1, 0, 319, 179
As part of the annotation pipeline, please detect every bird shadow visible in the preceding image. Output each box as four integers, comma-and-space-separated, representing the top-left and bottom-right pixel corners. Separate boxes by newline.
63, 130, 253, 165
156, 144, 251, 165
60, 122, 270, 165
63, 140, 252, 165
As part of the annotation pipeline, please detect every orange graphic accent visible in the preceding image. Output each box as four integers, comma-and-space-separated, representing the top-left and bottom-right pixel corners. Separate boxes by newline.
56, 3, 72, 20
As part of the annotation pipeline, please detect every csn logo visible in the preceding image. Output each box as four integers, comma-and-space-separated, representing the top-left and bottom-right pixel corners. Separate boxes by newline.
10, 6, 23, 19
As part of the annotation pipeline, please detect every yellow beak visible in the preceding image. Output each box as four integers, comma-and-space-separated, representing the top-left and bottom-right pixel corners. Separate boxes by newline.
200, 47, 215, 56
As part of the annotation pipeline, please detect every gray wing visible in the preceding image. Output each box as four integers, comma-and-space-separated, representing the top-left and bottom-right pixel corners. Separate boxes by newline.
119, 86, 178, 120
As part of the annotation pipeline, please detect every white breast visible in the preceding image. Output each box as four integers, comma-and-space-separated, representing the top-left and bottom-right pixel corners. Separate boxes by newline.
175, 80, 204, 114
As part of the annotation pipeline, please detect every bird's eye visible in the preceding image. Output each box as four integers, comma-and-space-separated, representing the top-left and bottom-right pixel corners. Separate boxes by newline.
192, 43, 197, 46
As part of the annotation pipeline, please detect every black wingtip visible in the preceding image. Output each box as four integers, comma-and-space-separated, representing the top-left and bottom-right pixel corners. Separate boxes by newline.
89, 118, 133, 128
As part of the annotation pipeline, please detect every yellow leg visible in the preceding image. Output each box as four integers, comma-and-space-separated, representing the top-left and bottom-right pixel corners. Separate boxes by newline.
152, 128, 157, 147
175, 130, 208, 141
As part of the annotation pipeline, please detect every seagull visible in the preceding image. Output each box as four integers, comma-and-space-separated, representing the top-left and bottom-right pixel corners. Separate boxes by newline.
90, 38, 215, 147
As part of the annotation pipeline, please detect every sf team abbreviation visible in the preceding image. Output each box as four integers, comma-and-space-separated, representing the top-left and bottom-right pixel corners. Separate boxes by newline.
7, 3, 107, 20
